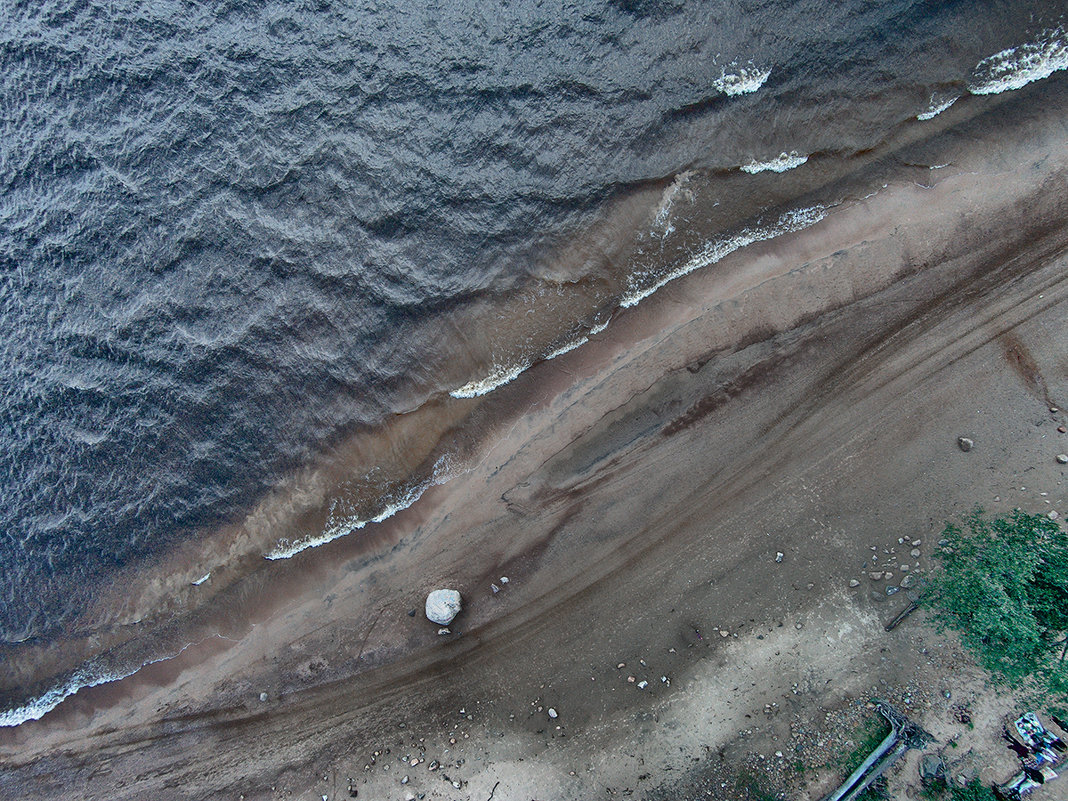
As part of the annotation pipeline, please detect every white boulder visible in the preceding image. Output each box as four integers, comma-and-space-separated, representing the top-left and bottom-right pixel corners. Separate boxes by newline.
425, 589, 462, 625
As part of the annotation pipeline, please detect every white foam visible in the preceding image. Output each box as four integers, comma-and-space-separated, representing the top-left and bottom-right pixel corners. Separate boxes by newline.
449, 360, 530, 399
545, 336, 589, 361
265, 456, 456, 560
0, 640, 200, 728
917, 95, 959, 121
620, 205, 827, 309
652, 171, 694, 237
969, 30, 1068, 95
740, 151, 808, 174
714, 63, 772, 96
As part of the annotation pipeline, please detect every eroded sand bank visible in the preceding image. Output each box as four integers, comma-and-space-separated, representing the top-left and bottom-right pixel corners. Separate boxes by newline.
2, 76, 1068, 800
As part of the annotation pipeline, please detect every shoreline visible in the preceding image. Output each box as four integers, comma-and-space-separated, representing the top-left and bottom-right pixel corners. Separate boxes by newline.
2, 72, 1068, 799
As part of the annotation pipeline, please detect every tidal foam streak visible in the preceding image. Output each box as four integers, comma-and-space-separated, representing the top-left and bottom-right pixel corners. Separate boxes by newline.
969, 30, 1068, 95
621, 205, 827, 309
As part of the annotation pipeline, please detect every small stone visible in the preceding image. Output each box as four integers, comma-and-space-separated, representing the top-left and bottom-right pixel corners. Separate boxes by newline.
401, 776, 408, 784
795, 622, 803, 630
425, 589, 462, 625
1048, 510, 1059, 520
900, 564, 910, 572
617, 663, 625, 669
500, 576, 509, 584
849, 579, 860, 588
958, 437, 973, 452
901, 575, 914, 588
775, 552, 784, 563
637, 680, 648, 689
259, 692, 268, 702
491, 583, 500, 594
1058, 426, 1066, 433
869, 572, 884, 580
720, 629, 729, 638
884, 571, 894, 580
775, 751, 783, 758
548, 708, 558, 719
886, 585, 899, 595
437, 627, 451, 635
628, 676, 636, 683
910, 549, 921, 558
407, 609, 417, 617
912, 539, 921, 546
1057, 454, 1068, 465
1052, 407, 1060, 413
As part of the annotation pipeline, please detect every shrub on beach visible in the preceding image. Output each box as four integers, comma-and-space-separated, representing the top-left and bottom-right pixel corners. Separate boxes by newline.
923, 509, 1068, 702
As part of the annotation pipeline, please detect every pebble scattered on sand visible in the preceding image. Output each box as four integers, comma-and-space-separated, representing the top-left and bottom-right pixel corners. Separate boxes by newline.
958, 437, 973, 452
1057, 454, 1068, 464
849, 579, 860, 588
775, 552, 784, 563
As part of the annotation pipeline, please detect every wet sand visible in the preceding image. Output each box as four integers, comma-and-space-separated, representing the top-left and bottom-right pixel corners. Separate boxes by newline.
3, 75, 1068, 799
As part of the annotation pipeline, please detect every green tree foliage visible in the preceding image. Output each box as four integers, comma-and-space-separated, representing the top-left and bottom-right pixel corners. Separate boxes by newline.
925, 510, 1068, 697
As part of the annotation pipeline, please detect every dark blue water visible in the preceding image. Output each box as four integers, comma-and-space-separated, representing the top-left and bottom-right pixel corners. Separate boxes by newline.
0, 0, 1061, 644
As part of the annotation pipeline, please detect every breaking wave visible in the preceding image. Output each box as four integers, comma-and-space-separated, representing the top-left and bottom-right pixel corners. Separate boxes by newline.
0, 640, 205, 728
621, 205, 828, 309
917, 94, 959, 120
740, 151, 808, 174
265, 456, 456, 560
969, 29, 1068, 95
545, 319, 611, 361
450, 361, 532, 399
713, 62, 772, 96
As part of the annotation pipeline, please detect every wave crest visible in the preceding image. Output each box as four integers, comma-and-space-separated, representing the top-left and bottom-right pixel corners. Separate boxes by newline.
713, 63, 771, 97
969, 30, 1068, 95
621, 205, 827, 308
740, 151, 808, 174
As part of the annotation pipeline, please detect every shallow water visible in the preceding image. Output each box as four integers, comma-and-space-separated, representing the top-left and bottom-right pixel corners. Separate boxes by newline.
0, 0, 1064, 658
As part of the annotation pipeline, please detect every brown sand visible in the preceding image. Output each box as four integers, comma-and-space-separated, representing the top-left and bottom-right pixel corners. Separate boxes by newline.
3, 77, 1068, 801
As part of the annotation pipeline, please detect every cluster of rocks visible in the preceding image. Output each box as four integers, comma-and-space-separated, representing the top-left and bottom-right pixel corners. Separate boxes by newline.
849, 538, 925, 596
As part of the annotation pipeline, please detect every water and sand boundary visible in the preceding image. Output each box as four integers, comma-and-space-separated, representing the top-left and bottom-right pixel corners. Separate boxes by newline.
2, 67, 1068, 801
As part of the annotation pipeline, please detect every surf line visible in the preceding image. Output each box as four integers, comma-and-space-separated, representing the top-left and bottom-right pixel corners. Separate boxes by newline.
265, 454, 456, 560
0, 635, 225, 728
621, 204, 828, 309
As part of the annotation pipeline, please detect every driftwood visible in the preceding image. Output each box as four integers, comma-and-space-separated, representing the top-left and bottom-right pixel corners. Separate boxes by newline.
820, 700, 934, 801
884, 601, 919, 632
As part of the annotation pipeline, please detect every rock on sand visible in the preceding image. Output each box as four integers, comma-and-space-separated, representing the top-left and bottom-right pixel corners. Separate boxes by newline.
425, 589, 463, 625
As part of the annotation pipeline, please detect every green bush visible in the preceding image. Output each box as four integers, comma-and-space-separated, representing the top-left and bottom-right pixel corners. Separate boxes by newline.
922, 778, 997, 800
924, 510, 1068, 698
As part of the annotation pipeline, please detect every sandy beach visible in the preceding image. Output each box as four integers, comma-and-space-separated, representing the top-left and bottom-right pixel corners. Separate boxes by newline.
3, 71, 1068, 801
